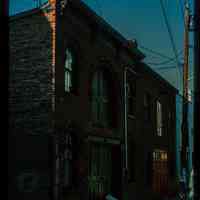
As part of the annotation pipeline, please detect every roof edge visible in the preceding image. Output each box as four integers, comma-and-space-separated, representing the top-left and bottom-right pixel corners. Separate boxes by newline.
70, 0, 145, 61
141, 62, 179, 94
9, 1, 50, 22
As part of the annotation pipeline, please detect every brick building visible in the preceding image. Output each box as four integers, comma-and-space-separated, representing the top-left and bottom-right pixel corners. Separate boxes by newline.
9, 0, 178, 200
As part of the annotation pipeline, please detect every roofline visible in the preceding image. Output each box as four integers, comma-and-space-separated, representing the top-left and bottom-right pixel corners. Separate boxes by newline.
141, 62, 179, 94
69, 0, 145, 61
9, 1, 50, 22
9, 0, 145, 60
9, 0, 176, 93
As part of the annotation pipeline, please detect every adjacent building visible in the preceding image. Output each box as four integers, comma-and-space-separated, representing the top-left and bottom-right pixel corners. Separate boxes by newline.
9, 0, 178, 200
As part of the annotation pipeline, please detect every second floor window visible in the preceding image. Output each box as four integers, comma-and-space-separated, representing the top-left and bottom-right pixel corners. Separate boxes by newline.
64, 48, 74, 92
144, 93, 151, 121
91, 70, 110, 127
156, 100, 163, 136
168, 110, 171, 134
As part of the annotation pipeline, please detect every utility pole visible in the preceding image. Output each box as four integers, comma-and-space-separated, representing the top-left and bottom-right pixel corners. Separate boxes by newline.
193, 0, 200, 199
181, 2, 190, 199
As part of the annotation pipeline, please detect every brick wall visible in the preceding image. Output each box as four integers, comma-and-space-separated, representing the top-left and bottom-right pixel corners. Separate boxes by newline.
9, 2, 56, 199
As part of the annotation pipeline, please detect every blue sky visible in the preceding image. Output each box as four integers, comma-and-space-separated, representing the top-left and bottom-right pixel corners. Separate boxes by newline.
9, 0, 194, 94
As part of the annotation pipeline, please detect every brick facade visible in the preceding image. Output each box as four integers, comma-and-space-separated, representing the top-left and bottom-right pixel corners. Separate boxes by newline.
9, 2, 56, 200
9, 1, 177, 200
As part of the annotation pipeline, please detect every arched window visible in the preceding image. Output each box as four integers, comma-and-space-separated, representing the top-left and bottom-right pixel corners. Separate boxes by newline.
64, 48, 74, 92
91, 69, 110, 127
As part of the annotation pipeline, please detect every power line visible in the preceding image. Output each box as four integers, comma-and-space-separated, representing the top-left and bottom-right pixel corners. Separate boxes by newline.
159, 0, 182, 90
139, 44, 177, 60
154, 65, 183, 71
146, 50, 183, 66
179, 0, 186, 25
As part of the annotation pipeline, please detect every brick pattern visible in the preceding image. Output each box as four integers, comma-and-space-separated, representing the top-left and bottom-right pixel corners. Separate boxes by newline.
8, 1, 57, 199
9, 2, 56, 135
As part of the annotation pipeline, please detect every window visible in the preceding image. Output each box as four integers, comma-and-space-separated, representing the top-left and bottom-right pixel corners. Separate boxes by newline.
88, 143, 112, 199
152, 150, 169, 194
91, 70, 110, 127
156, 100, 163, 136
167, 110, 171, 134
62, 134, 73, 188
64, 48, 74, 92
127, 81, 136, 117
144, 93, 151, 121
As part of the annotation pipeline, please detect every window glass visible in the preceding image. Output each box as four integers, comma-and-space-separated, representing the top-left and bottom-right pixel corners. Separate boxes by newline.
144, 93, 151, 121
168, 111, 171, 134
88, 143, 111, 198
156, 100, 163, 136
65, 49, 73, 70
64, 49, 73, 92
63, 134, 73, 188
65, 71, 72, 92
91, 70, 110, 127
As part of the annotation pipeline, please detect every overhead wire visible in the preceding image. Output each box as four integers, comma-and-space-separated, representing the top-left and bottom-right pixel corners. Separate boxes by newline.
178, 0, 186, 25
159, 0, 182, 91
138, 44, 174, 60
154, 65, 183, 71
145, 50, 183, 66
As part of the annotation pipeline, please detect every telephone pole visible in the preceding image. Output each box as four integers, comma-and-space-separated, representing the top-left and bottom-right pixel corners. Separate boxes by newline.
181, 1, 190, 198
193, 0, 200, 199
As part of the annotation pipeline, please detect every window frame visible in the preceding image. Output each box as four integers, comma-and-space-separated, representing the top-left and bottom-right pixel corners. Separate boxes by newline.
64, 47, 77, 94
144, 92, 151, 121
156, 100, 163, 136
91, 69, 111, 127
88, 142, 112, 198
61, 134, 73, 190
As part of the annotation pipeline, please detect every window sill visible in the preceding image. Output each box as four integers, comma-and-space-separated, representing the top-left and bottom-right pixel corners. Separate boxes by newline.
86, 123, 115, 136
128, 114, 136, 120
64, 89, 79, 97
156, 135, 163, 137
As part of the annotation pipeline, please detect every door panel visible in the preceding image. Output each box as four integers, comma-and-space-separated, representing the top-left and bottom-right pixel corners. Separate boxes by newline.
88, 142, 122, 200
88, 143, 112, 200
